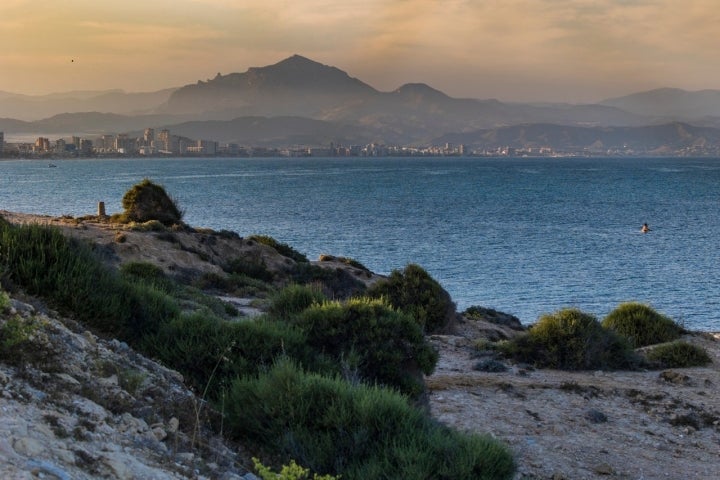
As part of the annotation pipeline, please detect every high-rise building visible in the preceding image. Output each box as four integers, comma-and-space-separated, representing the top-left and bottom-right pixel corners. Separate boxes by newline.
144, 128, 155, 145
158, 129, 171, 152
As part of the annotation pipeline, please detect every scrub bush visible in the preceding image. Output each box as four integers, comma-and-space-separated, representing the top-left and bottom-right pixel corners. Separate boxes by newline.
645, 340, 712, 368
268, 284, 327, 321
288, 297, 438, 396
367, 263, 456, 333
117, 178, 184, 226
226, 359, 515, 480
0, 288, 9, 312
0, 222, 178, 342
145, 312, 310, 398
225, 257, 275, 282
249, 235, 308, 263
602, 302, 684, 347
501, 308, 639, 370
290, 263, 367, 299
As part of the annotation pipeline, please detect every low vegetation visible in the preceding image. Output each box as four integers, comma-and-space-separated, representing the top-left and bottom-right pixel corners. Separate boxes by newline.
227, 359, 516, 480
645, 340, 712, 368
249, 235, 308, 263
500, 308, 639, 370
602, 302, 685, 347
287, 297, 439, 396
367, 263, 456, 333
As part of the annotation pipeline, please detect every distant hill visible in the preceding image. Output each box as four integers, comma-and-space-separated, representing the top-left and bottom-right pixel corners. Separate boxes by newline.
600, 88, 720, 119
157, 116, 383, 147
5, 55, 720, 150
434, 122, 720, 152
161, 54, 647, 135
162, 55, 377, 116
0, 88, 177, 121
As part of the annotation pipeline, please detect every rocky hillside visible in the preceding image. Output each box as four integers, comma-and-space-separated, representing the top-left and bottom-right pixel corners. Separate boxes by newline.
1, 212, 718, 479
0, 291, 258, 480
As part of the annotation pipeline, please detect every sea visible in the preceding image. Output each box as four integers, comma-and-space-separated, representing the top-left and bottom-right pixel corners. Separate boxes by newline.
1, 156, 719, 331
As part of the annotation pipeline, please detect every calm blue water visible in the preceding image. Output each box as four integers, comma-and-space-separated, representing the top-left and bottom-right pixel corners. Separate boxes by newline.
1, 157, 719, 331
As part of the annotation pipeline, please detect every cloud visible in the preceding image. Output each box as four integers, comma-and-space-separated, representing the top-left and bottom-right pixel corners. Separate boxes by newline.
1, 0, 719, 99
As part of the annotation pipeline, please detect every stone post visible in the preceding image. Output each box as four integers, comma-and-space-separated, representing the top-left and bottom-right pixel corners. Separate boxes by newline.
97, 201, 106, 217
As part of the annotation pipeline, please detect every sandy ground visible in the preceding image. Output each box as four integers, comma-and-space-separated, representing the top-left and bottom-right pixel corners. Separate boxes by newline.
426, 319, 720, 479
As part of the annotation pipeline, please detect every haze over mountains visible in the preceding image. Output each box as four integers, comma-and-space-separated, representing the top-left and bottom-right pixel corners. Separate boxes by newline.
3, 55, 720, 150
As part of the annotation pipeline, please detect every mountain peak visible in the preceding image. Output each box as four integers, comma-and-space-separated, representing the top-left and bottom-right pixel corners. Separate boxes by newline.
394, 83, 450, 100
199, 55, 376, 95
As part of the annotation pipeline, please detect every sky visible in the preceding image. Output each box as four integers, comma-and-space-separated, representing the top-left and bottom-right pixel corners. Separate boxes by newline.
1, 0, 719, 103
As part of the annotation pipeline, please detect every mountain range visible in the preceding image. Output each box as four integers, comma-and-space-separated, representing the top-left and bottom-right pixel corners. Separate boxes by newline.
3, 54, 720, 150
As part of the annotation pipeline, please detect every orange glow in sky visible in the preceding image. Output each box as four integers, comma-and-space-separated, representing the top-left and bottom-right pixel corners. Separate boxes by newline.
1, 0, 718, 102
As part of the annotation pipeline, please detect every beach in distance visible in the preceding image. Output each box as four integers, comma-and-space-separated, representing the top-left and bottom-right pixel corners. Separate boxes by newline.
1, 155, 719, 331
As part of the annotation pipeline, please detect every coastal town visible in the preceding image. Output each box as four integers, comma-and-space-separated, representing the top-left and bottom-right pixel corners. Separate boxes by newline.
3, 129, 720, 159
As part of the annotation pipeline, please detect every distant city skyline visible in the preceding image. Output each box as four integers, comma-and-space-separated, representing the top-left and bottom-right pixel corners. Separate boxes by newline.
1, 0, 719, 103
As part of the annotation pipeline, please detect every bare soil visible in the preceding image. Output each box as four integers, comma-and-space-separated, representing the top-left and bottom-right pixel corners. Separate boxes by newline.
426, 318, 720, 479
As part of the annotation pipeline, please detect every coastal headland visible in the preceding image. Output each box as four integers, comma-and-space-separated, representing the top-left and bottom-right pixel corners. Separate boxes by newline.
0, 210, 718, 479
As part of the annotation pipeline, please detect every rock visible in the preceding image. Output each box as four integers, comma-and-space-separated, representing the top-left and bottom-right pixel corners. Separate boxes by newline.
152, 426, 168, 441
26, 460, 71, 480
585, 408, 608, 424
167, 417, 180, 433
176, 452, 195, 463
593, 463, 615, 475
0, 438, 21, 462
13, 437, 45, 457
10, 299, 35, 316
54, 373, 81, 387
659, 370, 693, 385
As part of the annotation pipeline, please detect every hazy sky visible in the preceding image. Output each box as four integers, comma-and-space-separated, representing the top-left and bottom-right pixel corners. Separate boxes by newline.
1, 0, 718, 103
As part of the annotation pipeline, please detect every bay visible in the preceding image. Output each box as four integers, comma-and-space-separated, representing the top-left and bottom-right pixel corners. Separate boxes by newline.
1, 156, 719, 331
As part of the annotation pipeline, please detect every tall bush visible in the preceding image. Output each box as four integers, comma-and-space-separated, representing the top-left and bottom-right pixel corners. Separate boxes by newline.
367, 263, 456, 333
289, 297, 438, 395
268, 284, 327, 321
501, 308, 638, 370
119, 178, 184, 226
602, 302, 684, 347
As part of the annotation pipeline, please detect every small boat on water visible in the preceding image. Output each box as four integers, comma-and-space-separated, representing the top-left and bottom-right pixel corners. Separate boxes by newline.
48, 163, 57, 168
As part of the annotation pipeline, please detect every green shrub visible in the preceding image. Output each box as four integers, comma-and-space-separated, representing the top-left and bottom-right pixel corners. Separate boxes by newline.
145, 312, 311, 399
0, 315, 57, 367
121, 261, 166, 281
250, 235, 308, 263
120, 178, 184, 226
0, 315, 38, 353
318, 254, 370, 272
253, 458, 339, 480
290, 264, 367, 299
120, 261, 176, 293
289, 297, 438, 396
602, 302, 684, 347
268, 284, 327, 321
0, 222, 179, 342
225, 257, 275, 282
645, 341, 712, 368
0, 288, 9, 312
367, 264, 456, 333
226, 360, 515, 480
501, 308, 639, 370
